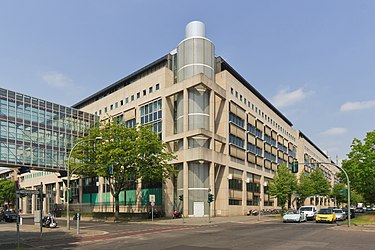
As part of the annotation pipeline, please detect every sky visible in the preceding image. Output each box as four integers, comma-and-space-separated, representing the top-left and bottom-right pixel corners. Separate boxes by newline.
1, 0, 374, 164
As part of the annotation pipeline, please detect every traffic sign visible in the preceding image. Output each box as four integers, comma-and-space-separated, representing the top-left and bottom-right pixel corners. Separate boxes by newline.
16, 190, 40, 195
149, 194, 155, 202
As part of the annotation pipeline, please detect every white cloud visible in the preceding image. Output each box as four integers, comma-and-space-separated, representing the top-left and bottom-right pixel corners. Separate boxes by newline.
41, 72, 73, 88
271, 88, 308, 108
340, 100, 375, 112
320, 127, 347, 136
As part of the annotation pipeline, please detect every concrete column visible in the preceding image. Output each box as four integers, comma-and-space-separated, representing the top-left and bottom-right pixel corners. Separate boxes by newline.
260, 175, 265, 210
55, 182, 61, 204
183, 161, 189, 217
242, 171, 247, 215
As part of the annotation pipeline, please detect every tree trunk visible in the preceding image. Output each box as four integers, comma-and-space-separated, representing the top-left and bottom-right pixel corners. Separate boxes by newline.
113, 193, 120, 220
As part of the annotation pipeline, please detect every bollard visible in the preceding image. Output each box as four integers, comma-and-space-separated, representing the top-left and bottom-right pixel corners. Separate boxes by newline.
76, 213, 80, 234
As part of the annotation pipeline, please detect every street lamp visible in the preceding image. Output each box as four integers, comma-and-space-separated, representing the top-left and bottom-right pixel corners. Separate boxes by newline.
66, 136, 102, 230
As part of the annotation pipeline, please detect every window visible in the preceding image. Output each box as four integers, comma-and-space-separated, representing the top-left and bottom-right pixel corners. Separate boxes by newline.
156, 83, 160, 90
229, 134, 244, 148
140, 99, 162, 134
229, 113, 244, 128
149, 87, 153, 93
125, 118, 136, 128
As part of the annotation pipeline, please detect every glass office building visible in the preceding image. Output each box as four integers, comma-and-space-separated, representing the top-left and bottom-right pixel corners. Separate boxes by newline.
0, 88, 98, 171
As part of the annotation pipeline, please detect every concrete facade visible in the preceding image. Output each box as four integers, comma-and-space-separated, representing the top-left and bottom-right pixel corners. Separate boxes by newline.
7, 22, 338, 217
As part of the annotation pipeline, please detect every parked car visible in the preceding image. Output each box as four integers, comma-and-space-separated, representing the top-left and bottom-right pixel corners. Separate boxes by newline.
283, 209, 307, 223
299, 206, 317, 221
3, 210, 17, 222
365, 207, 373, 213
342, 208, 356, 219
333, 208, 346, 221
355, 207, 365, 213
316, 208, 336, 223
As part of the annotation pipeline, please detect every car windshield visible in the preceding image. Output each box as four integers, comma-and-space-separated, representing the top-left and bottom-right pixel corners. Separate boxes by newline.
299, 207, 312, 212
285, 210, 298, 214
318, 209, 333, 214
333, 209, 343, 213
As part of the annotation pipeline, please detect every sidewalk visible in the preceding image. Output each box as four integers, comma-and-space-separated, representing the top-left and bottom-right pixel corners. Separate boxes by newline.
145, 214, 280, 226
0, 215, 279, 249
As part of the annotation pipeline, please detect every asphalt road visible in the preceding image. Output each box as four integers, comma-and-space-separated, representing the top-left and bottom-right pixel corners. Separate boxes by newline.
76, 221, 375, 250
1, 218, 374, 249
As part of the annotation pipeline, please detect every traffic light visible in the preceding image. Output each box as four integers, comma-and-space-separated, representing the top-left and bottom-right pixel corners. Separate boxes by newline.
108, 164, 113, 175
208, 193, 214, 203
291, 160, 299, 173
179, 195, 183, 201
339, 189, 347, 197
18, 166, 30, 175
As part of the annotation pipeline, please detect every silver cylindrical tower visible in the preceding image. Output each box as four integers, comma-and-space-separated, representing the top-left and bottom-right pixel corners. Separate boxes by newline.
177, 21, 215, 82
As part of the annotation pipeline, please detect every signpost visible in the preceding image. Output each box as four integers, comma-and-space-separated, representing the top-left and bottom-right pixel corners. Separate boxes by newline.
150, 195, 155, 221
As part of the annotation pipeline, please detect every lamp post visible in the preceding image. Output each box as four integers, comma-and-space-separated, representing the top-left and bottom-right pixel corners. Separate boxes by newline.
66, 136, 102, 230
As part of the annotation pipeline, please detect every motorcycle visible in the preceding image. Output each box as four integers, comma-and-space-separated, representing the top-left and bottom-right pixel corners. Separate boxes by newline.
42, 213, 57, 228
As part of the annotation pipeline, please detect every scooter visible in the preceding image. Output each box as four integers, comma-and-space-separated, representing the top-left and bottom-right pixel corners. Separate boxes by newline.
42, 213, 57, 228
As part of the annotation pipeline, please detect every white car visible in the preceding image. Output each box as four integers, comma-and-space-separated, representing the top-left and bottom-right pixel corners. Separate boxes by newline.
299, 206, 317, 220
283, 209, 307, 223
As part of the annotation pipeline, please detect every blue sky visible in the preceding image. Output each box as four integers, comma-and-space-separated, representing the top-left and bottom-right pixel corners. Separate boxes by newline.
1, 0, 374, 163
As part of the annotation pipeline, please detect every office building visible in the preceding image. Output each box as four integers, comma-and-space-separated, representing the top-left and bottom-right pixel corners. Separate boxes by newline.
6, 21, 338, 217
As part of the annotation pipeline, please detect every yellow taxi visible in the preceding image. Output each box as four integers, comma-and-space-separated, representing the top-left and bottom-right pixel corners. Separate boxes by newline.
315, 208, 337, 223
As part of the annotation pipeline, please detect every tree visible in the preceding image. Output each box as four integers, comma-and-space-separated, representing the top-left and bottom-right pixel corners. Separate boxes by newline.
331, 183, 347, 206
341, 130, 375, 204
295, 173, 315, 208
0, 179, 16, 207
71, 119, 176, 220
268, 163, 297, 210
309, 168, 331, 203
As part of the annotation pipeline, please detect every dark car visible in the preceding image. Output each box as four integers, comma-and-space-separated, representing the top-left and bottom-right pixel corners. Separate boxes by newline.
342, 208, 356, 219
3, 211, 17, 222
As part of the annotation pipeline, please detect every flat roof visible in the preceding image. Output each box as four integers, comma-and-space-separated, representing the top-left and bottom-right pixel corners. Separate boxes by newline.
218, 57, 293, 126
72, 55, 169, 109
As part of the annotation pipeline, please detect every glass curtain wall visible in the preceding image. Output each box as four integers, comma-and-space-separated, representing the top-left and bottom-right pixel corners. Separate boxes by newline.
0, 88, 98, 171
188, 85, 210, 130
188, 161, 209, 215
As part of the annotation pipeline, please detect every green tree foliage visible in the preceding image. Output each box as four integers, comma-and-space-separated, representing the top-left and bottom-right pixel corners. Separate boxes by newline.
309, 168, 331, 197
341, 130, 375, 204
268, 164, 297, 210
0, 179, 16, 207
331, 183, 347, 206
70, 119, 176, 219
295, 173, 315, 207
